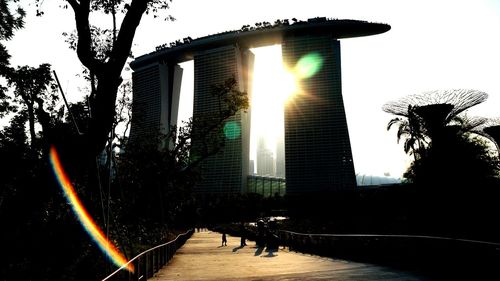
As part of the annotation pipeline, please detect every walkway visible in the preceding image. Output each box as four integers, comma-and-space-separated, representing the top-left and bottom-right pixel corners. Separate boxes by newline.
149, 231, 428, 281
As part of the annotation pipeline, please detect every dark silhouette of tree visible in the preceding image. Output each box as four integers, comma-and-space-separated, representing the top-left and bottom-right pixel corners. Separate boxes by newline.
33, 0, 174, 157
0, 0, 25, 71
471, 118, 500, 157
383, 89, 499, 186
7, 64, 57, 152
484, 125, 500, 155
386, 105, 427, 160
0, 0, 25, 115
384, 89, 489, 157
116, 77, 248, 229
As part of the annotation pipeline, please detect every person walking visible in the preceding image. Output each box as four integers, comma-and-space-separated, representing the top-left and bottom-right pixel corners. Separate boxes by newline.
240, 223, 247, 246
222, 232, 227, 246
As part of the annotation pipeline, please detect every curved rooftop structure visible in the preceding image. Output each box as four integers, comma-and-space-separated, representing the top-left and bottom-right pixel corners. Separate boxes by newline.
130, 17, 391, 195
131, 17, 390, 69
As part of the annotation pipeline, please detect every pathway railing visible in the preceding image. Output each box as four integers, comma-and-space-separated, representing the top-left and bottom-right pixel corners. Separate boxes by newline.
278, 230, 500, 273
101, 229, 194, 281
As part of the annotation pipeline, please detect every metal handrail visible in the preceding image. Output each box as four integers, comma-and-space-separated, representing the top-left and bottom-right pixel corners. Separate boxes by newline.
102, 229, 194, 281
277, 229, 500, 269
278, 230, 500, 247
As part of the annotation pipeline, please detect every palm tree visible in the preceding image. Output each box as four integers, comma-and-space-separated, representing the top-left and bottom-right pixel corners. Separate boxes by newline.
387, 105, 427, 160
383, 89, 498, 185
383, 89, 488, 149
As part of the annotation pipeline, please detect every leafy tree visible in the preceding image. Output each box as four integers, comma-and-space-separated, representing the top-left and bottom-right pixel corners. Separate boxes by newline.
116, 77, 248, 229
0, 0, 26, 115
404, 132, 499, 186
0, 0, 25, 72
34, 0, 174, 157
7, 64, 58, 151
383, 89, 499, 186
386, 105, 427, 160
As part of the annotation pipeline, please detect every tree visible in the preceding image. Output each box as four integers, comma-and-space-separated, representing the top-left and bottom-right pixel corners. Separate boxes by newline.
7, 64, 57, 152
116, 77, 248, 228
36, 0, 174, 157
0, 0, 26, 116
386, 105, 427, 160
384, 89, 489, 156
383, 89, 499, 186
0, 0, 25, 73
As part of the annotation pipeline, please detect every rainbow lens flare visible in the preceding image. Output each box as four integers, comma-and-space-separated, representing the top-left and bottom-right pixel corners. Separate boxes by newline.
49, 146, 134, 272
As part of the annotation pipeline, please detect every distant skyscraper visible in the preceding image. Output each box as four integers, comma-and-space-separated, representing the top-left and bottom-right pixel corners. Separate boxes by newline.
249, 159, 255, 175
192, 45, 254, 194
275, 137, 286, 178
282, 34, 356, 194
256, 136, 275, 176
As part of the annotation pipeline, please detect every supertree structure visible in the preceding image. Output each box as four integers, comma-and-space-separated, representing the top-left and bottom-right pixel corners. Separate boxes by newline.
473, 118, 500, 154
382, 89, 488, 119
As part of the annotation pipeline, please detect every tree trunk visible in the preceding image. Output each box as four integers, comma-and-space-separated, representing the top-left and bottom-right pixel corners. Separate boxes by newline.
87, 71, 122, 157
26, 102, 37, 150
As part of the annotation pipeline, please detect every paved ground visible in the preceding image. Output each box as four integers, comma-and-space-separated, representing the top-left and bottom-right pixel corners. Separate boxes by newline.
149, 231, 429, 281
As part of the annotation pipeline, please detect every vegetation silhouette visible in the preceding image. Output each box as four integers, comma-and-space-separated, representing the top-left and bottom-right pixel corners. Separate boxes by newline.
2, 0, 500, 278
34, 0, 175, 158
383, 89, 499, 186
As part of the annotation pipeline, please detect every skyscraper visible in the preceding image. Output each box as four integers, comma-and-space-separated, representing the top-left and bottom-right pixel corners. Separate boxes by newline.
129, 63, 183, 143
282, 34, 356, 194
192, 45, 254, 194
129, 18, 389, 196
275, 137, 286, 178
256, 136, 275, 176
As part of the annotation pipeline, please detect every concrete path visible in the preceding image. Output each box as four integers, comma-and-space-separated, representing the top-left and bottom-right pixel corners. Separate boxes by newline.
149, 231, 428, 281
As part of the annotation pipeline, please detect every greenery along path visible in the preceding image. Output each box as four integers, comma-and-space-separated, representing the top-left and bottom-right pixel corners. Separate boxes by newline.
149, 231, 428, 281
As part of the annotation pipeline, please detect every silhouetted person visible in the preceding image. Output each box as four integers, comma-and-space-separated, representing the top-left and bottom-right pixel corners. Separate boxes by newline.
222, 233, 227, 246
240, 222, 247, 246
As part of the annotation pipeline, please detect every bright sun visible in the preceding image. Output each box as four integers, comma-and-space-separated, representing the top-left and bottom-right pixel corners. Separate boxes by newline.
249, 45, 298, 165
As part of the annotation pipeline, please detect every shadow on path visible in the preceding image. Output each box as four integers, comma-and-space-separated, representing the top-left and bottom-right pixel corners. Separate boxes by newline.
262, 249, 277, 258
232, 245, 245, 252
148, 231, 428, 281
254, 247, 264, 256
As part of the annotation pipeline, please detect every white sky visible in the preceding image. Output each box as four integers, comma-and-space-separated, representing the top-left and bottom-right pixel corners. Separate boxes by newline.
3, 0, 500, 178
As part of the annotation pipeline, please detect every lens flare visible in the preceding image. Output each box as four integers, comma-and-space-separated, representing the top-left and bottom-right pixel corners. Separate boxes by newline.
223, 121, 241, 140
294, 53, 324, 79
49, 146, 134, 273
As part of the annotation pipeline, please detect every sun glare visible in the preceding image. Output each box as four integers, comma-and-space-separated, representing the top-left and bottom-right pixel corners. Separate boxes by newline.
250, 45, 298, 167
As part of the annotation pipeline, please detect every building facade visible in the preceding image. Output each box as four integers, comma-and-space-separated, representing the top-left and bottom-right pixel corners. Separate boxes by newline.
128, 18, 390, 196
256, 137, 275, 176
192, 45, 254, 194
129, 63, 183, 143
282, 34, 356, 194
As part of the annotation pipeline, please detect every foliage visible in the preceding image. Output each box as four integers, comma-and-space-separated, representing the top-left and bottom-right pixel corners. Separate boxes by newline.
384, 89, 499, 186
116, 77, 248, 228
7, 63, 57, 150
31, 0, 176, 157
0, 0, 25, 41
0, 0, 26, 115
404, 133, 500, 186
0, 1, 251, 279
0, 110, 82, 281
386, 105, 427, 160
190, 77, 249, 165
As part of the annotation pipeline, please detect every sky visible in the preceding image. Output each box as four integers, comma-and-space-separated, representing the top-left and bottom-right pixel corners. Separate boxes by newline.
3, 0, 500, 178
